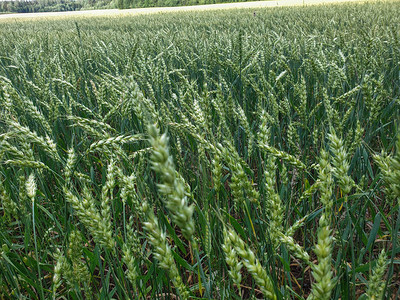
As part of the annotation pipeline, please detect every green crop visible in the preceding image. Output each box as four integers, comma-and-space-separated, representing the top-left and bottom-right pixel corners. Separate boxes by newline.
0, 1, 399, 299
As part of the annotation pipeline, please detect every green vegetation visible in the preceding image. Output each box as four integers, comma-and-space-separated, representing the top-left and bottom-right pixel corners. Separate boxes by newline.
0, 0, 85, 14
1, 1, 400, 299
115, 0, 262, 10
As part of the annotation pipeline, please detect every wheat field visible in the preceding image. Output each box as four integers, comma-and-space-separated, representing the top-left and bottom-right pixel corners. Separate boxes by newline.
0, 1, 399, 299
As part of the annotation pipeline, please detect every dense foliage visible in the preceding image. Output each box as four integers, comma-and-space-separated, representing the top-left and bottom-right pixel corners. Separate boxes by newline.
0, 0, 84, 13
115, 0, 261, 10
0, 2, 399, 299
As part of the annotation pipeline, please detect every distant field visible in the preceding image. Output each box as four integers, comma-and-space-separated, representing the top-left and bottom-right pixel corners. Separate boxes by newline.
0, 0, 369, 20
0, 1, 399, 299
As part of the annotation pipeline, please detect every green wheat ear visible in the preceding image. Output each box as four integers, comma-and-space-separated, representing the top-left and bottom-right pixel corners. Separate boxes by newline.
365, 249, 388, 300
374, 135, 400, 203
0, 179, 18, 220
308, 215, 335, 300
122, 217, 141, 291
64, 187, 115, 250
308, 150, 336, 300
227, 227, 276, 300
148, 123, 195, 242
328, 131, 354, 196
222, 227, 242, 295
142, 202, 190, 300
52, 230, 91, 299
